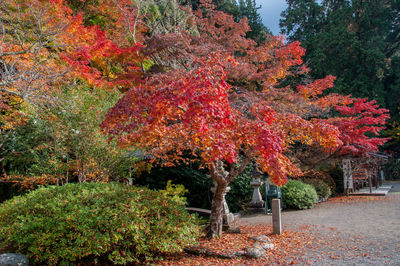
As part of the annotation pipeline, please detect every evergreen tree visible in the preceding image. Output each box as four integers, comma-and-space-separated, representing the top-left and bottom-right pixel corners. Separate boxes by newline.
385, 0, 400, 119
280, 0, 394, 107
237, 0, 271, 43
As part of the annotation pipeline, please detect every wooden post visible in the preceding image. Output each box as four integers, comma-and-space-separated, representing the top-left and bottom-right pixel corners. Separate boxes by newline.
272, 199, 282, 235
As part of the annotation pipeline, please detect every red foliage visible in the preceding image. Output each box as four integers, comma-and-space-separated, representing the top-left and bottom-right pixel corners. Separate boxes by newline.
296, 75, 390, 157
297, 75, 336, 99
101, 1, 346, 187
101, 49, 344, 185
326, 98, 390, 155
194, 0, 306, 88
103, 54, 237, 162
59, 0, 388, 236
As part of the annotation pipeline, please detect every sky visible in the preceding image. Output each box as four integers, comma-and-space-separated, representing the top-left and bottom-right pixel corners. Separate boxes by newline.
255, 0, 288, 35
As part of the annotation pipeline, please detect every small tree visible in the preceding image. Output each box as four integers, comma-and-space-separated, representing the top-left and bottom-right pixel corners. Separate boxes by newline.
1, 86, 138, 189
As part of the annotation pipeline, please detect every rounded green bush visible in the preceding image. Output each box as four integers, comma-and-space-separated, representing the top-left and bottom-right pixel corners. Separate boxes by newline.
281, 179, 318, 210
0, 182, 201, 265
302, 178, 331, 201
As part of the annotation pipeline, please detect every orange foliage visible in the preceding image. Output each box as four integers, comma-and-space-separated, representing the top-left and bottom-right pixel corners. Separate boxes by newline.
328, 195, 392, 203
100, 0, 345, 188
0, 0, 390, 238
1, 174, 59, 190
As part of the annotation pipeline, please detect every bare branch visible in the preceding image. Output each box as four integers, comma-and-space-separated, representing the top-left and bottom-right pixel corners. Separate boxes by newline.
227, 149, 253, 183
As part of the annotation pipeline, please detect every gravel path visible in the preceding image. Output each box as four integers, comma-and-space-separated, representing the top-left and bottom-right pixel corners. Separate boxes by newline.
237, 181, 400, 265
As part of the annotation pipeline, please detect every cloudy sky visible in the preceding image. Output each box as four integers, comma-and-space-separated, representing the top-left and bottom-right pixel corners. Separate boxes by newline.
255, 0, 288, 35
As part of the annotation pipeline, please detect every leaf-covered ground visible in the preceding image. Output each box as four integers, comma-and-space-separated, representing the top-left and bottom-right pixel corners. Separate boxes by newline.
327, 195, 395, 203
160, 192, 400, 265
158, 224, 390, 265
159, 224, 307, 265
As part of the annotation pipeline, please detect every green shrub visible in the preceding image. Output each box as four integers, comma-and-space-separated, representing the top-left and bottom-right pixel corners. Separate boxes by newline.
281, 179, 318, 209
302, 178, 331, 201
0, 182, 201, 265
301, 170, 336, 195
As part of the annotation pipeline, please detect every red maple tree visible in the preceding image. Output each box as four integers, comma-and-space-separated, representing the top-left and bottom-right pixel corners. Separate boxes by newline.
68, 0, 388, 237
327, 98, 390, 155
101, 52, 341, 237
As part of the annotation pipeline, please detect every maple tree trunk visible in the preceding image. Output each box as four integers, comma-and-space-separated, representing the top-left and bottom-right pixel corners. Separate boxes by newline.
208, 181, 227, 238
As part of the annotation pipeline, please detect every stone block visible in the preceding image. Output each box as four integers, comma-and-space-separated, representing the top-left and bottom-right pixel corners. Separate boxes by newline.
0, 254, 29, 266
245, 247, 266, 258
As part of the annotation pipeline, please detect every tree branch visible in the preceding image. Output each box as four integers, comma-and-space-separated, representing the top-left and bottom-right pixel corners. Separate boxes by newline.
227, 149, 253, 183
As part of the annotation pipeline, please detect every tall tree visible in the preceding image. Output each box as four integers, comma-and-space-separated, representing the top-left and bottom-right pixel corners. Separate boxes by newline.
237, 0, 271, 43
385, 0, 400, 59
101, 54, 344, 238
280, 0, 394, 108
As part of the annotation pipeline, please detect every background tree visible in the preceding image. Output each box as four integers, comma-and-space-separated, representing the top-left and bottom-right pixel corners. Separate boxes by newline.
0, 0, 144, 189
237, 0, 271, 43
280, 0, 395, 109
384, 56, 400, 121
281, 0, 399, 163
1, 86, 138, 189
0, 93, 27, 175
178, 0, 270, 43
0, 0, 93, 105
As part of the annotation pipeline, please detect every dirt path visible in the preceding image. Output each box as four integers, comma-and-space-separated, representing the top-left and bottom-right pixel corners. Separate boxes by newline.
237, 182, 400, 265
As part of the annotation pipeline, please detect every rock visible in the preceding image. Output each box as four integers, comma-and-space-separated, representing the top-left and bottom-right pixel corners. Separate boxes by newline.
184, 247, 247, 259
245, 247, 266, 258
0, 253, 29, 266
234, 250, 246, 257
253, 241, 274, 250
250, 235, 271, 243
261, 243, 274, 250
